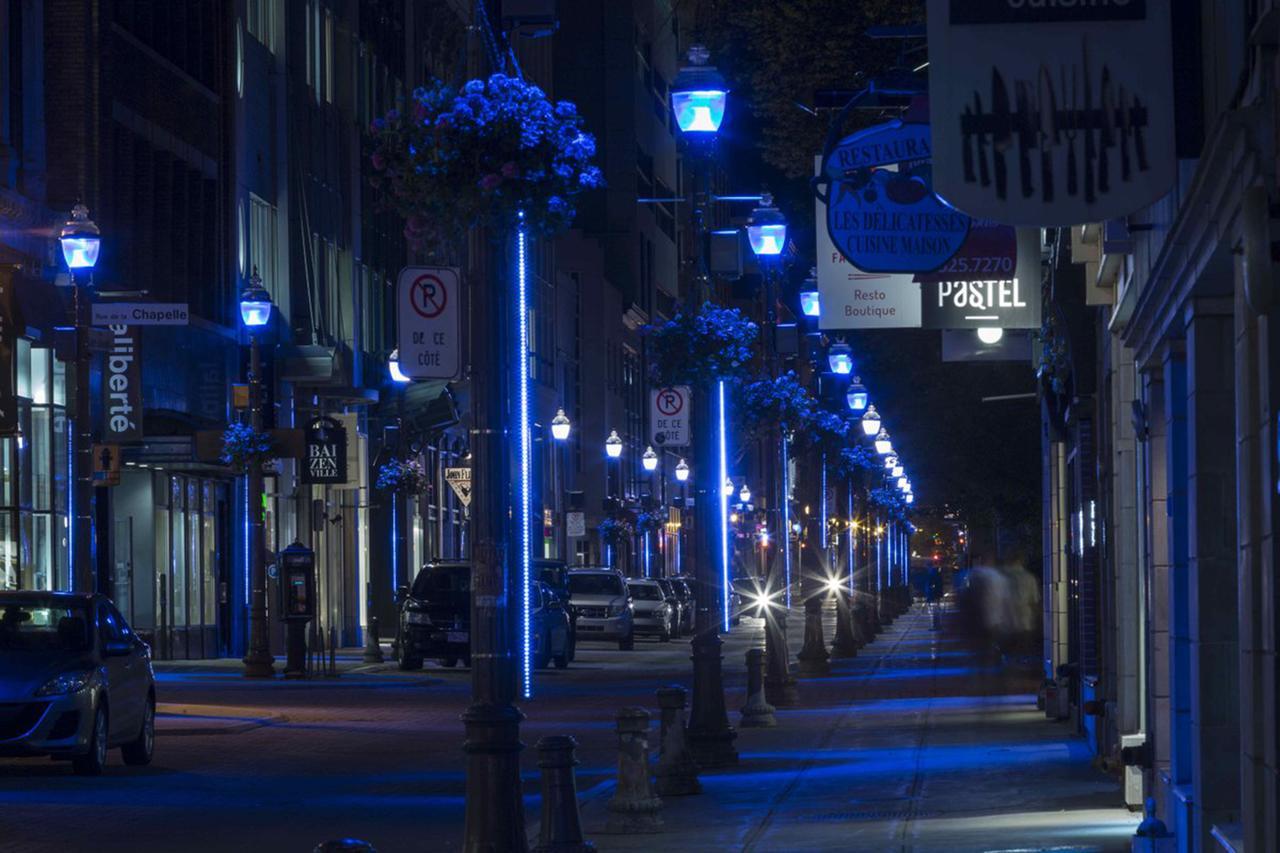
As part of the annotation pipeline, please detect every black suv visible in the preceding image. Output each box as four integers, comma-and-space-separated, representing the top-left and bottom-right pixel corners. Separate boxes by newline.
534, 559, 576, 660
397, 561, 470, 670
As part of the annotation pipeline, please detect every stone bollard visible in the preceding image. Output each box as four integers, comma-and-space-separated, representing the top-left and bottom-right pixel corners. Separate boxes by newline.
740, 648, 777, 728
796, 596, 831, 677
604, 708, 663, 833
654, 687, 701, 795
362, 616, 385, 663
534, 736, 596, 853
763, 611, 799, 708
829, 592, 859, 659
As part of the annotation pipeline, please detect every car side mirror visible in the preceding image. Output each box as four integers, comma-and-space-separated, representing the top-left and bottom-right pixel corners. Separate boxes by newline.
395, 585, 410, 603
103, 639, 132, 657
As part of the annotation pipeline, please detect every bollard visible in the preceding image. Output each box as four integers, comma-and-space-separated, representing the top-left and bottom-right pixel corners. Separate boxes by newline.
363, 616, 385, 663
604, 708, 663, 833
534, 736, 596, 853
796, 596, 831, 677
829, 591, 859, 658
654, 687, 701, 795
1131, 797, 1175, 852
739, 648, 777, 728
763, 611, 799, 708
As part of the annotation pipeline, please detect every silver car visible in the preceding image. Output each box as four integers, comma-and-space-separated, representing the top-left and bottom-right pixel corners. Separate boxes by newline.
0, 592, 155, 775
567, 569, 634, 650
628, 579, 675, 641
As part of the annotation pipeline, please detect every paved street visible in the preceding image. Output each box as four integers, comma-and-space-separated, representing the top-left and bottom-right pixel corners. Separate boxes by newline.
0, 603, 1135, 852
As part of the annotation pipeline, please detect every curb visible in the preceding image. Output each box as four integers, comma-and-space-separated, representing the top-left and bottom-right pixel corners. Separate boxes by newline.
156, 703, 287, 736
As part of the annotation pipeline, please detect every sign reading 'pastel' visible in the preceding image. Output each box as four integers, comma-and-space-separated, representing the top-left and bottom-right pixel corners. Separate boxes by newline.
926, 0, 1175, 225
819, 119, 970, 274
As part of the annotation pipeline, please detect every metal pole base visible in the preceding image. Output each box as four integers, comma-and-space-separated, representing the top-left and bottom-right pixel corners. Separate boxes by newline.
534, 735, 596, 853
686, 629, 738, 768
830, 594, 859, 658
362, 616, 385, 663
242, 650, 276, 679
763, 612, 799, 707
462, 702, 528, 853
283, 621, 308, 678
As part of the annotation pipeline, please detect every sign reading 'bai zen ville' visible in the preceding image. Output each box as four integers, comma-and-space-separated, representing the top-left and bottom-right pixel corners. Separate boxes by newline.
302, 416, 348, 485
819, 118, 970, 274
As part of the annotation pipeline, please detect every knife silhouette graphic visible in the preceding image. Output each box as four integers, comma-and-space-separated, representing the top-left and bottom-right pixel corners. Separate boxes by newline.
992, 68, 1011, 200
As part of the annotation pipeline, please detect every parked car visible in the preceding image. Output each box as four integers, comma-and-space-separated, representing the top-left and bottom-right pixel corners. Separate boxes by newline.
0, 592, 155, 776
667, 578, 696, 634
529, 582, 571, 670
534, 559, 576, 660
653, 579, 686, 637
397, 561, 471, 670
628, 579, 675, 641
567, 569, 634, 650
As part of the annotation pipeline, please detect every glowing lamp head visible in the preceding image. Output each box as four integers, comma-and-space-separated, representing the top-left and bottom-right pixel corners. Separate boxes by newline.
670, 45, 728, 134
892, 465, 904, 478
799, 289, 820, 317
674, 458, 690, 482
897, 476, 908, 490
550, 408, 571, 441
976, 326, 1004, 345
723, 477, 735, 497
388, 348, 412, 384
59, 204, 101, 270
861, 404, 882, 437
739, 484, 751, 504
758, 530, 770, 547
239, 267, 273, 328
604, 430, 623, 458
642, 445, 659, 472
827, 341, 853, 375
746, 193, 787, 257
874, 428, 893, 456
846, 376, 868, 412
906, 493, 915, 504
884, 453, 898, 470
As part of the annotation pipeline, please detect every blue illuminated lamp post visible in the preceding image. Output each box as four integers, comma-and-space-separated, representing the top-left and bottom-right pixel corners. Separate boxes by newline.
550, 409, 571, 561
874, 428, 894, 457
388, 348, 413, 384
861, 404, 882, 437
58, 205, 101, 593
799, 268, 820, 318
671, 45, 728, 134
827, 340, 854, 375
240, 268, 275, 678
846, 376, 868, 412
746, 194, 787, 257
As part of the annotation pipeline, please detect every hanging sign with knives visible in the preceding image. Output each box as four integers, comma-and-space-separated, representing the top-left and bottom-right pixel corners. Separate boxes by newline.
816, 112, 971, 274
926, 0, 1175, 226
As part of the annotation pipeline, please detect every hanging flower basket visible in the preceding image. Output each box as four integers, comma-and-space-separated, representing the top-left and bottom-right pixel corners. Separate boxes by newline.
368, 73, 603, 249
644, 303, 758, 388
376, 457, 428, 495
793, 409, 850, 458
220, 422, 275, 472
635, 509, 667, 535
598, 516, 635, 547
738, 371, 815, 440
835, 444, 879, 478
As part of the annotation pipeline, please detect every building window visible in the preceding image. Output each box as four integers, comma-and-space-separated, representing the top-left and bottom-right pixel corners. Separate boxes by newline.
248, 194, 278, 298
246, 0, 277, 53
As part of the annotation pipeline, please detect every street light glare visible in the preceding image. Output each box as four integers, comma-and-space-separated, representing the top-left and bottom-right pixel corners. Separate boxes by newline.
977, 326, 1004, 345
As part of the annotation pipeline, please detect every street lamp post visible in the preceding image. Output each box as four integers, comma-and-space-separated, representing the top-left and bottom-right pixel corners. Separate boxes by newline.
239, 268, 275, 678
58, 205, 100, 593
551, 409, 571, 560
605, 431, 622, 568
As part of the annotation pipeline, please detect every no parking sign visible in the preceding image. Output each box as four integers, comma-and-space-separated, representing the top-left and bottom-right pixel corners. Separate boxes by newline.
397, 266, 461, 380
650, 386, 690, 448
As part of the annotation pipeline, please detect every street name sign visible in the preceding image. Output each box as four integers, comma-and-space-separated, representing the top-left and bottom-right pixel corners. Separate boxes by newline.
397, 266, 461, 380
650, 386, 691, 447
92, 303, 189, 326
445, 467, 472, 507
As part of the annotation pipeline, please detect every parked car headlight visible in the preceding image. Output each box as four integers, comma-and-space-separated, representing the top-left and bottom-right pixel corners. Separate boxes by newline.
36, 670, 94, 697
405, 611, 432, 625
607, 603, 629, 618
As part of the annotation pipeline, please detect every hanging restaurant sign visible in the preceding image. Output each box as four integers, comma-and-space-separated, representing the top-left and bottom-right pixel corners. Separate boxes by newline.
920, 227, 1043, 329
926, 0, 1176, 226
302, 416, 348, 485
817, 117, 970, 274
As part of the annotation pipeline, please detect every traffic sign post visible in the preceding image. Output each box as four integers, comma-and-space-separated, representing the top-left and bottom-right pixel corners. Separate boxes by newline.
650, 386, 691, 447
397, 266, 461, 380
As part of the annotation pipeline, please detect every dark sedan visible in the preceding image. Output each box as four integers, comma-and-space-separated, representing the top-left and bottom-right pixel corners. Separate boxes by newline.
0, 592, 155, 775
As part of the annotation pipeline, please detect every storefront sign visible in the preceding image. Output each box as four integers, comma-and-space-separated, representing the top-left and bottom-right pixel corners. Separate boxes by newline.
91, 302, 189, 326
819, 119, 970, 273
445, 467, 472, 507
927, 0, 1175, 225
921, 227, 1043, 329
649, 386, 691, 447
102, 325, 143, 443
397, 266, 461, 380
566, 511, 586, 538
302, 416, 347, 485
815, 158, 922, 329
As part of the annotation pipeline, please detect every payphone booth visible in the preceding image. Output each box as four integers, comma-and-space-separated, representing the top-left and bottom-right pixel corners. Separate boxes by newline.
278, 542, 315, 676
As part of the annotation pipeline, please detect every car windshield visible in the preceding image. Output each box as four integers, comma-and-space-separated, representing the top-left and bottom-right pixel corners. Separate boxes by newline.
568, 574, 623, 596
0, 603, 91, 652
411, 566, 471, 600
629, 584, 663, 601
538, 567, 567, 589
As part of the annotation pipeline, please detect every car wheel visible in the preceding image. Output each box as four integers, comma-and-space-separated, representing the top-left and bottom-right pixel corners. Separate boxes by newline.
553, 636, 569, 669
440, 656, 458, 668
534, 631, 552, 670
567, 631, 577, 662
619, 628, 635, 651
397, 636, 423, 671
660, 619, 672, 642
72, 703, 108, 776
121, 696, 155, 766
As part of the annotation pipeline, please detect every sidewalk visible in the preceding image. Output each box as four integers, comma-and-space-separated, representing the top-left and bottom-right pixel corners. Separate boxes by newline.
575, 605, 1138, 852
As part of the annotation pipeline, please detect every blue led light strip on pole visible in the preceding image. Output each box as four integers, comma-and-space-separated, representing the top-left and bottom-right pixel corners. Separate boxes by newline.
819, 456, 827, 551
66, 421, 74, 589
781, 435, 791, 609
643, 532, 650, 578
517, 213, 533, 700
718, 380, 730, 632
390, 492, 399, 594
847, 488, 854, 595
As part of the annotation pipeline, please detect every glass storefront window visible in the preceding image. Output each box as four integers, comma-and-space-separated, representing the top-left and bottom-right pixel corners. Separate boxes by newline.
203, 482, 217, 625
0, 512, 15, 590
15, 338, 30, 399
29, 348, 49, 405
172, 478, 187, 628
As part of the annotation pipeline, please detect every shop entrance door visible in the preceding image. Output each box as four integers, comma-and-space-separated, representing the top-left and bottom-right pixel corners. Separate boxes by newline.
156, 475, 230, 659
113, 518, 135, 625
